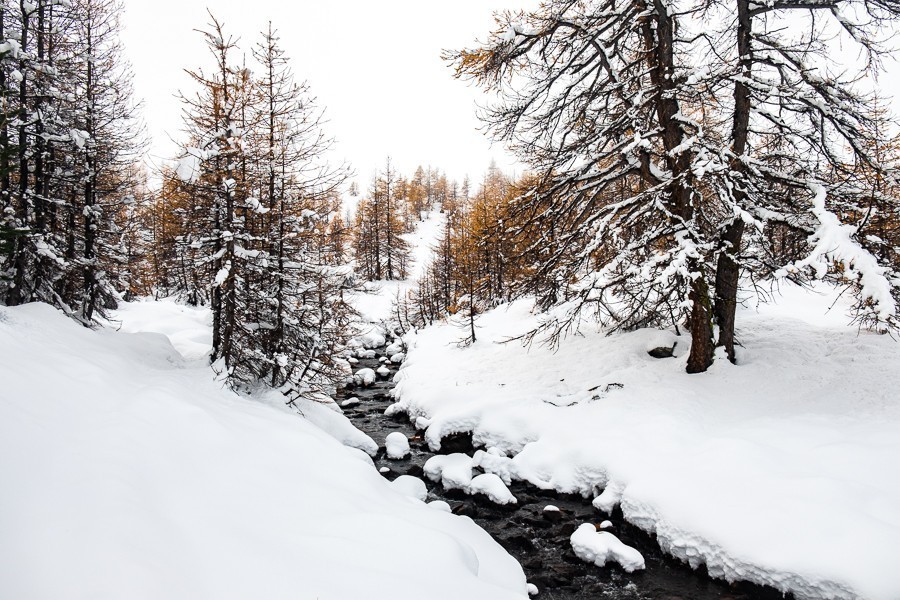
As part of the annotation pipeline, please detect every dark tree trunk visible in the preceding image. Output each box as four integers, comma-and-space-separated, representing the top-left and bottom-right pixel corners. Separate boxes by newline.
8, 2, 30, 306
646, 0, 715, 372
686, 263, 715, 373
713, 0, 753, 363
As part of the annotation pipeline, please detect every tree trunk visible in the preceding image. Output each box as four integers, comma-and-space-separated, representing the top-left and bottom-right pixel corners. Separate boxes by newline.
686, 261, 715, 373
713, 0, 753, 363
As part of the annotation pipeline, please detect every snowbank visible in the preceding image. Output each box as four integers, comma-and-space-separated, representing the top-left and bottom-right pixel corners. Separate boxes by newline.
0, 301, 528, 600
389, 283, 900, 600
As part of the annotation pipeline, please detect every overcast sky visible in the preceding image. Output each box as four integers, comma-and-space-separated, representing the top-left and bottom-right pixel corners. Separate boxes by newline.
120, 1, 900, 194
119, 0, 541, 192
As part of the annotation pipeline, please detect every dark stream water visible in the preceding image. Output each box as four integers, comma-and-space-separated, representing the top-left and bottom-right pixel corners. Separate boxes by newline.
339, 348, 791, 600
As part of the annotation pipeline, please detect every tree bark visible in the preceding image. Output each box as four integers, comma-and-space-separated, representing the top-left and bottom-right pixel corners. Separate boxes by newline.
713, 0, 753, 363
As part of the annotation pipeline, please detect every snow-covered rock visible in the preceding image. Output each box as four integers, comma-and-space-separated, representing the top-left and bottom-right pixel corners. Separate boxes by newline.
386, 432, 411, 459
391, 352, 406, 364
354, 368, 376, 387
358, 328, 387, 349
470, 473, 517, 505
376, 365, 391, 378
340, 397, 360, 408
424, 454, 517, 505
390, 475, 428, 502
425, 453, 474, 492
570, 524, 645, 572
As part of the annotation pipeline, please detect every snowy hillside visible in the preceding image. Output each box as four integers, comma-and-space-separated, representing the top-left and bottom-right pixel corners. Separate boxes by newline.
352, 209, 446, 326
389, 284, 900, 600
0, 300, 528, 600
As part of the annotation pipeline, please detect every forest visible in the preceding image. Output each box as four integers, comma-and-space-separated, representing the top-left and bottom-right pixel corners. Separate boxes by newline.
1, 1, 899, 600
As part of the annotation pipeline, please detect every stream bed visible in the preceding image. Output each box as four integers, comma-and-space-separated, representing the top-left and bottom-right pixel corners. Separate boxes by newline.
339, 347, 791, 600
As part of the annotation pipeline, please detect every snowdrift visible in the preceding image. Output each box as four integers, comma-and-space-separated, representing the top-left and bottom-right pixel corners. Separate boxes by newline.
0, 301, 528, 600
390, 284, 900, 600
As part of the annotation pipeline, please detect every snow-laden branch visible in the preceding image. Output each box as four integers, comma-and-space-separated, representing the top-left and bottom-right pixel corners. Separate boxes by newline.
777, 182, 897, 325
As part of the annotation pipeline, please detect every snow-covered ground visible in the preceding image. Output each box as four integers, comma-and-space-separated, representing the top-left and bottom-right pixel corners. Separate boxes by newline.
389, 284, 900, 600
0, 299, 529, 600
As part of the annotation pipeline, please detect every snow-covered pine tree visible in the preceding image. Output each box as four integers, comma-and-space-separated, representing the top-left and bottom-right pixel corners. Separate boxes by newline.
172, 13, 255, 371
238, 23, 354, 401
2, 0, 73, 309
64, 0, 143, 321
450, 0, 900, 372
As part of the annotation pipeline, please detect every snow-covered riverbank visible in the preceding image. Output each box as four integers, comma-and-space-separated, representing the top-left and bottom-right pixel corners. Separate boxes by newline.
389, 284, 900, 600
0, 299, 528, 600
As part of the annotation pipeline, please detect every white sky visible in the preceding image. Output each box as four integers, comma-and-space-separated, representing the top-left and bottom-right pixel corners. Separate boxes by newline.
120, 0, 538, 192
120, 1, 900, 194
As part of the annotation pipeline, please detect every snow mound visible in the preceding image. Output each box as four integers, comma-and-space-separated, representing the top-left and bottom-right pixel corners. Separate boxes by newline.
570, 524, 645, 573
470, 473, 517, 505
390, 475, 428, 502
386, 431, 411, 459
425, 453, 475, 492
429, 500, 453, 513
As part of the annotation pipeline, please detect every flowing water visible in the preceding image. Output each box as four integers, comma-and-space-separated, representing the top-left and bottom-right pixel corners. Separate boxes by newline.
339, 348, 790, 600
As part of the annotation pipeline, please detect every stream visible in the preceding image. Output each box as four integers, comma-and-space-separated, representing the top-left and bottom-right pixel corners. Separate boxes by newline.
339, 347, 791, 600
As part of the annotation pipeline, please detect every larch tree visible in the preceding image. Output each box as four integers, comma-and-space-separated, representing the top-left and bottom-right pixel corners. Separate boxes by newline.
245, 22, 354, 400
450, 0, 900, 373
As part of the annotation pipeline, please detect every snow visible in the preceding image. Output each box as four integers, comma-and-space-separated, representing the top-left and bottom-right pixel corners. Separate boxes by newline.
341, 397, 360, 408
470, 473, 517, 505
570, 524, 645, 573
386, 431, 411, 459
0, 301, 529, 600
425, 453, 475, 492
389, 283, 900, 600
592, 480, 624, 513
213, 260, 231, 286
429, 500, 453, 513
777, 182, 897, 326
377, 364, 392, 378
354, 367, 377, 386
389, 475, 428, 502
174, 148, 206, 184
